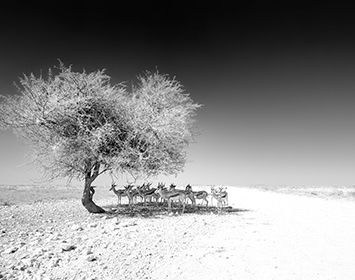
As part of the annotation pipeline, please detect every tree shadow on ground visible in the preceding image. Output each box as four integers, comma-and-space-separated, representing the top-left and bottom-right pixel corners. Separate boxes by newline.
101, 202, 250, 218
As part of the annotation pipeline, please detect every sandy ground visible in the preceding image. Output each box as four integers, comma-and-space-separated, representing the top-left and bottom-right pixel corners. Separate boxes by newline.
1, 186, 354, 279
197, 187, 355, 280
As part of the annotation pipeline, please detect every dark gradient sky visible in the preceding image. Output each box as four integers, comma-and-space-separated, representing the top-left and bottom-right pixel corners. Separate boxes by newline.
1, 4, 355, 186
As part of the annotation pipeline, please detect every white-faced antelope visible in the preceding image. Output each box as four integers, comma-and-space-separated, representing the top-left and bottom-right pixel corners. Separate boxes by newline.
129, 185, 143, 204
137, 183, 159, 206
156, 183, 186, 214
109, 183, 128, 206
123, 184, 135, 207
210, 186, 228, 208
185, 184, 209, 207
169, 183, 195, 205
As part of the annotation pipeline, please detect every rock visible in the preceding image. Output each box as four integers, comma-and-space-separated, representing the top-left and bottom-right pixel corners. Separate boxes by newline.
21, 258, 34, 267
71, 224, 83, 231
32, 247, 46, 256
111, 217, 120, 225
52, 233, 61, 240
86, 255, 97, 262
45, 226, 55, 232
44, 236, 54, 243
61, 245, 76, 252
3, 247, 18, 254
87, 222, 98, 228
51, 257, 61, 268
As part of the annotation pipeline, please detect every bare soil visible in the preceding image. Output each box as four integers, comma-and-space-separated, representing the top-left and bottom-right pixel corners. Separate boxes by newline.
1, 185, 354, 279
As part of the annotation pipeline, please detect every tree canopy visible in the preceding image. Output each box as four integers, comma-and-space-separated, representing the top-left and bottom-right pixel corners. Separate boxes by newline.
0, 63, 201, 212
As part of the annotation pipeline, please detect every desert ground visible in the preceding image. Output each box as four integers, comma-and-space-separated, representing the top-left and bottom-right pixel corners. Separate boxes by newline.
1, 184, 355, 279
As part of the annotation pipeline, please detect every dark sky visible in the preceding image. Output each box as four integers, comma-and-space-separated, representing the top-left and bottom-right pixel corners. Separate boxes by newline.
1, 4, 355, 186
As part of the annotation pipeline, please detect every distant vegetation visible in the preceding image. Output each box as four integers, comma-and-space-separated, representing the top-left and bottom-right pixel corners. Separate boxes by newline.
248, 185, 355, 201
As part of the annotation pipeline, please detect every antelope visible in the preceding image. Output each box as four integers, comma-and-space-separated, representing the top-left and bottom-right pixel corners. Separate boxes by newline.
129, 185, 143, 204
157, 182, 168, 204
185, 184, 209, 207
210, 186, 228, 208
168, 183, 178, 191
109, 183, 128, 206
156, 183, 186, 214
169, 183, 195, 205
123, 184, 135, 207
137, 183, 159, 206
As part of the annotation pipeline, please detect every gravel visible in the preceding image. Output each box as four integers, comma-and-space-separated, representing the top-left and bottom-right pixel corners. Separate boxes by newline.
0, 196, 241, 279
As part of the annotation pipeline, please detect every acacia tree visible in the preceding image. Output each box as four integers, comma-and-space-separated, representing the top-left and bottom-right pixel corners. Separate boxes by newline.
0, 63, 201, 213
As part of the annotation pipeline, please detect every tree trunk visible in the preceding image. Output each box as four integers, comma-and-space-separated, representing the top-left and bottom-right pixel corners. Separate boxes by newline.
81, 174, 105, 214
